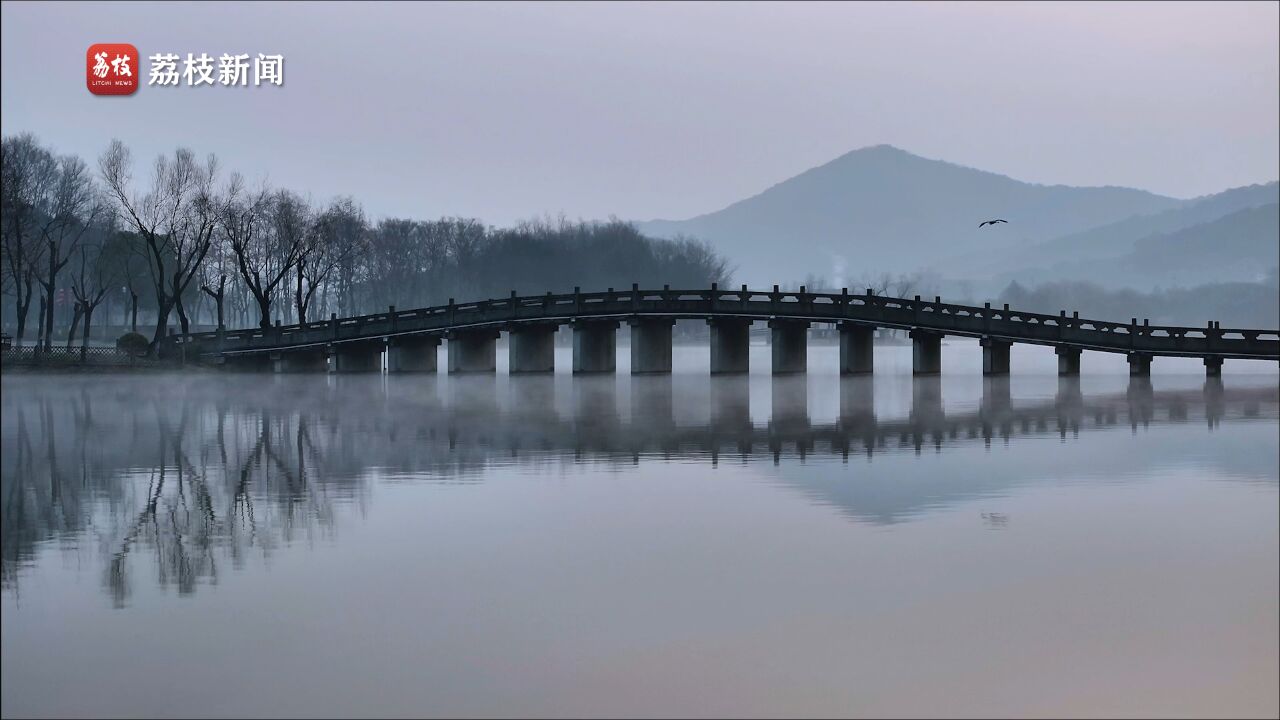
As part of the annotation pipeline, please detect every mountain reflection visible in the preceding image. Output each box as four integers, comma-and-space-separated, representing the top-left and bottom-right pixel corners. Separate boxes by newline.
2, 373, 1275, 603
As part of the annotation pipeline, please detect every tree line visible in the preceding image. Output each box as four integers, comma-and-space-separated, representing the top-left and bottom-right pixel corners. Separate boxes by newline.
1, 133, 731, 353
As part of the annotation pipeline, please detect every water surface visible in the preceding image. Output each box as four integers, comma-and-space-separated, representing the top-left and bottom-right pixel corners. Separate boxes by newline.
3, 340, 1278, 718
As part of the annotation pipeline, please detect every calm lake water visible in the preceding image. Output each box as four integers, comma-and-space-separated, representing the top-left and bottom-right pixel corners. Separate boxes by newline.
3, 338, 1278, 718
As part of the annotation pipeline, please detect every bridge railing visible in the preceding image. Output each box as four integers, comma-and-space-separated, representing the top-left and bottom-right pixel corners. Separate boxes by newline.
176, 286, 1280, 360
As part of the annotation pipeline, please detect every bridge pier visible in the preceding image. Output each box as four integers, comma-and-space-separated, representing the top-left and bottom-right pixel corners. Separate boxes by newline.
910, 329, 943, 376
1127, 351, 1153, 377
1203, 356, 1223, 377
272, 348, 328, 373
509, 324, 556, 374
980, 337, 1012, 376
386, 335, 440, 373
839, 323, 875, 375
769, 320, 809, 375
629, 318, 675, 374
1055, 346, 1082, 376
327, 341, 383, 373
447, 329, 499, 374
708, 318, 751, 375
572, 320, 618, 374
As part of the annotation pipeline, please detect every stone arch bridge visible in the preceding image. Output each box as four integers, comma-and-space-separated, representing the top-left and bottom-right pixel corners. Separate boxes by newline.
173, 285, 1280, 377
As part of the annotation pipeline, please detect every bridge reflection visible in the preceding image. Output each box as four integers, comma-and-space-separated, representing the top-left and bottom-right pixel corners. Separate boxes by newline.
2, 375, 1275, 603
437, 374, 1265, 463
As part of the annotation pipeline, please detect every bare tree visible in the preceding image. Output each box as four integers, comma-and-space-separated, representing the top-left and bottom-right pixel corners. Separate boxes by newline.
223, 182, 304, 328
853, 271, 894, 297
266, 191, 313, 324
667, 234, 732, 287
329, 203, 370, 318
104, 231, 149, 332
200, 203, 237, 329
169, 158, 223, 338
99, 141, 225, 350
890, 271, 922, 299
1, 133, 56, 346
296, 197, 364, 323
69, 219, 122, 356
34, 154, 103, 350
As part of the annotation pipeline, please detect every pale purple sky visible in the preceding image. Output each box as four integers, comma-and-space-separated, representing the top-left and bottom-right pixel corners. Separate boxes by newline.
2, 1, 1276, 226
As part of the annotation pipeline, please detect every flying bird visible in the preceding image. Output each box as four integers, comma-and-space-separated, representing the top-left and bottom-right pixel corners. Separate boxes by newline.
978, 219, 1008, 228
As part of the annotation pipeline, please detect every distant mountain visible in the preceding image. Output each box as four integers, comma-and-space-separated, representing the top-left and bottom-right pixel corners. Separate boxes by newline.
964, 181, 1280, 282
637, 145, 1183, 286
1013, 203, 1278, 291
1126, 201, 1278, 279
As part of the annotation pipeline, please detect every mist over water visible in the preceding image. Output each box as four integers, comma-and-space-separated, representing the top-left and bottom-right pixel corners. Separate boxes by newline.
3, 341, 1278, 718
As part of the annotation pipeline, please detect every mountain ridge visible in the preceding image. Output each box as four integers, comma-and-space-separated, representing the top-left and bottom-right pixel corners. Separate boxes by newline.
987, 201, 1280, 292
643, 145, 1183, 224
637, 144, 1186, 285
953, 180, 1280, 281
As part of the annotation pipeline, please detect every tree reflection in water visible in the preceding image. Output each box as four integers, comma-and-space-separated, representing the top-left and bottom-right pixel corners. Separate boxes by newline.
1, 373, 1275, 605
2, 378, 369, 606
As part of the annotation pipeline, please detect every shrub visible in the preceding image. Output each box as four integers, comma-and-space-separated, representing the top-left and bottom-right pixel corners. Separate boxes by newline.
116, 332, 149, 357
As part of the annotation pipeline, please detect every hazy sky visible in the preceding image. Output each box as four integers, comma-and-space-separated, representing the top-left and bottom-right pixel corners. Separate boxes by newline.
2, 1, 1276, 226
